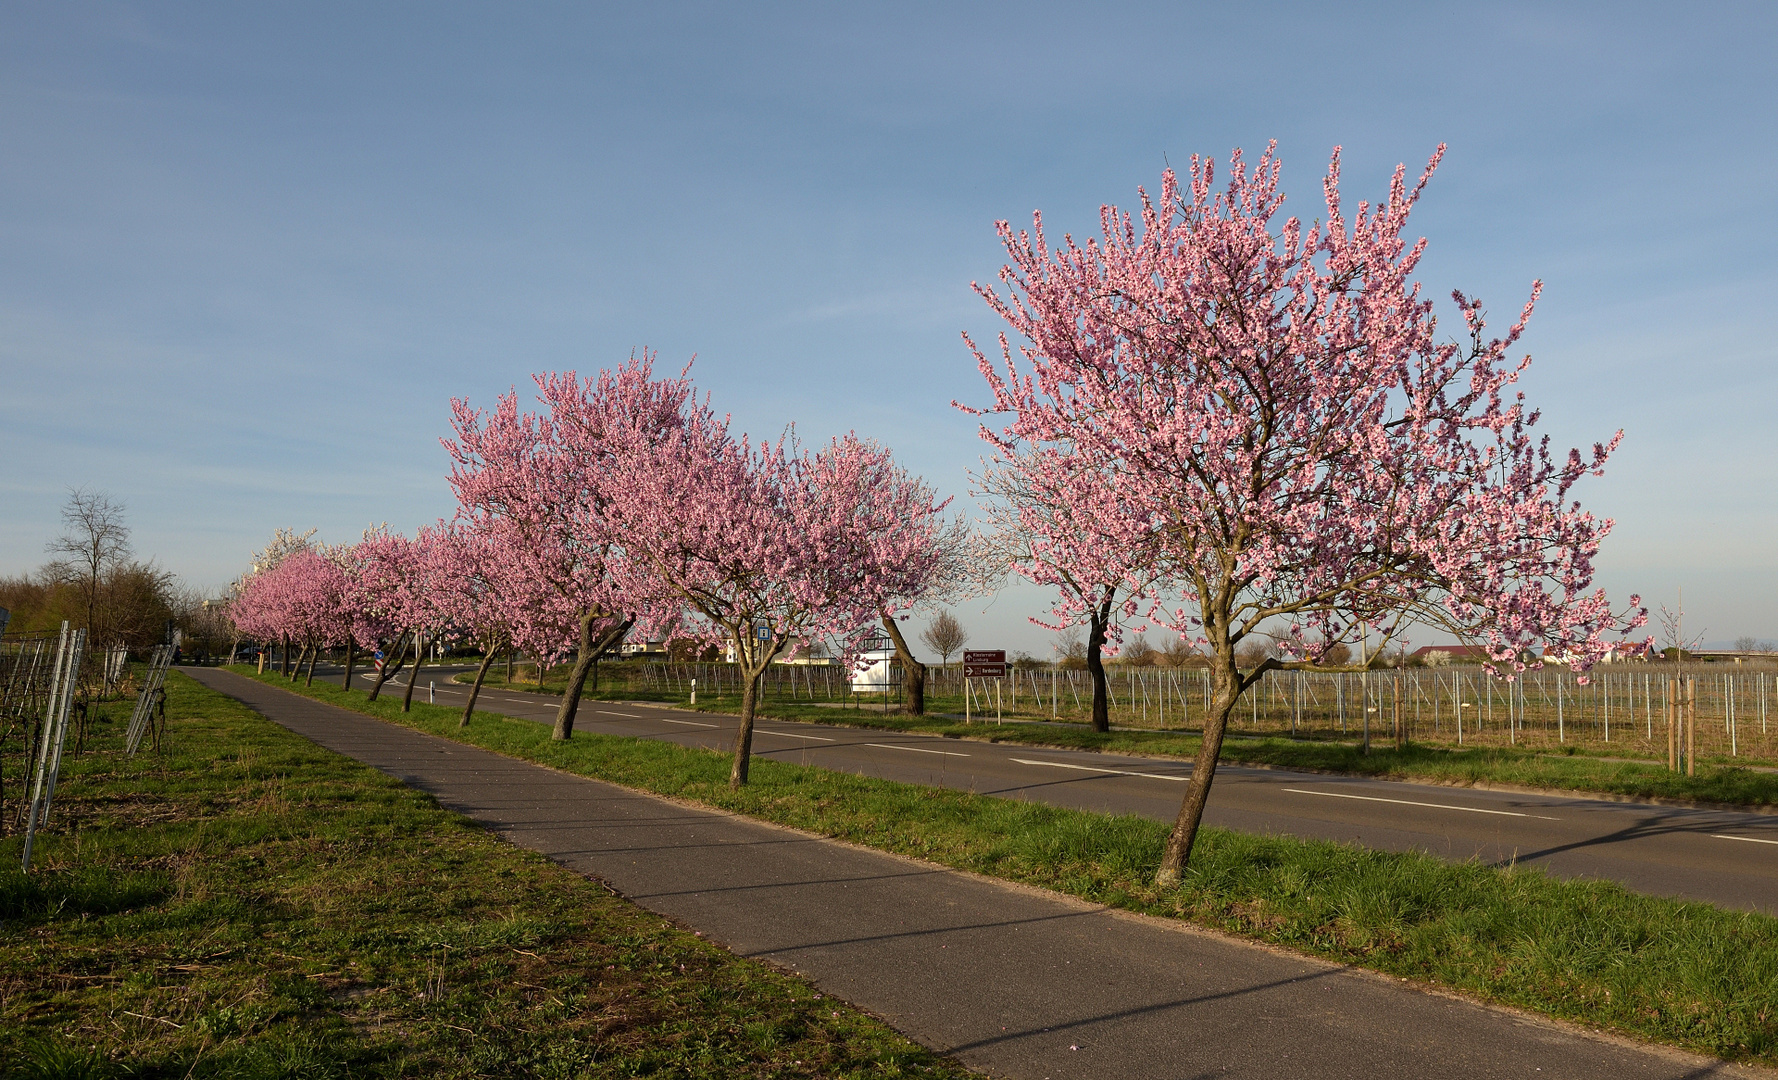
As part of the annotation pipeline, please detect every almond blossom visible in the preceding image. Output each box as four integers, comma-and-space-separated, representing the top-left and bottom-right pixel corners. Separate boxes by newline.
964, 143, 1646, 882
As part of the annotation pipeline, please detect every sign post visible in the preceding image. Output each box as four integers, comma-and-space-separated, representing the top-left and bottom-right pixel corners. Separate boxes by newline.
964, 651, 1007, 726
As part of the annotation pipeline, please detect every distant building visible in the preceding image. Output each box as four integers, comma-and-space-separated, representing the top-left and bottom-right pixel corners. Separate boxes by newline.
1409, 645, 1497, 664
849, 642, 898, 690
718, 641, 840, 666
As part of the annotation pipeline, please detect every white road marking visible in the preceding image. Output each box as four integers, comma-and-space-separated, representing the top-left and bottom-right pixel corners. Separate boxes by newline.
1011, 758, 1186, 781
599, 711, 642, 718
865, 742, 969, 757
1282, 787, 1559, 821
657, 718, 718, 728
1712, 833, 1778, 846
758, 729, 833, 741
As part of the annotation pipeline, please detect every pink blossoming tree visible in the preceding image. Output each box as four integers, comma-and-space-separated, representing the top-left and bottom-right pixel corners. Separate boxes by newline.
972, 450, 1154, 732
830, 446, 962, 717
609, 396, 936, 785
430, 520, 519, 727
964, 143, 1646, 883
351, 527, 438, 706
444, 356, 689, 740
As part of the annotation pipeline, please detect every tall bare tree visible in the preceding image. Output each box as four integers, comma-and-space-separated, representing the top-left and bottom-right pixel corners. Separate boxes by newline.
919, 609, 968, 663
44, 488, 132, 643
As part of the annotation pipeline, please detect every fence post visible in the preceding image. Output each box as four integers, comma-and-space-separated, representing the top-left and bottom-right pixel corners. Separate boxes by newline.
1361, 670, 1370, 754
1665, 677, 1676, 771
1393, 669, 1403, 750
1686, 675, 1697, 776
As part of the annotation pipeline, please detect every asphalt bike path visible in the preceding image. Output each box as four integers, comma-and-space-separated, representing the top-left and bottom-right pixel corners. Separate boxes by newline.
188, 668, 1764, 1080
313, 664, 1778, 914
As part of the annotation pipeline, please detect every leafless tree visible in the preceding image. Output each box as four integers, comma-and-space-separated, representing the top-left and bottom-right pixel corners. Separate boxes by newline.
1658, 601, 1703, 658
1158, 636, 1204, 667
920, 610, 968, 663
1053, 633, 1087, 669
101, 561, 178, 651
44, 489, 132, 642
1118, 632, 1156, 667
1234, 637, 1279, 669
1733, 636, 1774, 654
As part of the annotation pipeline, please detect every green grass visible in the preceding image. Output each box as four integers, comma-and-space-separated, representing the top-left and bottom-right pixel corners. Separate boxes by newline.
448, 663, 1778, 808
246, 666, 1778, 1065
0, 672, 979, 1080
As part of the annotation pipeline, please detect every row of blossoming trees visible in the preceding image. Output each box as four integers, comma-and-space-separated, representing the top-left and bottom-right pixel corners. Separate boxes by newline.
232, 356, 960, 788
237, 143, 1647, 878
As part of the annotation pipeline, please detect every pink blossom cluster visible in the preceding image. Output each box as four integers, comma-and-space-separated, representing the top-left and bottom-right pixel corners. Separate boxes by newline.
233, 545, 366, 653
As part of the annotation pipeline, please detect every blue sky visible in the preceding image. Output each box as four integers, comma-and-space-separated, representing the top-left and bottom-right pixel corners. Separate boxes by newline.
3, 2, 1774, 654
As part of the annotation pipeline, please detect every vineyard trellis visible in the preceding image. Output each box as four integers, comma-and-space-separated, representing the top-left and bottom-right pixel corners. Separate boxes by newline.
19, 622, 87, 870
4, 618, 185, 866
125, 643, 177, 754
610, 657, 1778, 761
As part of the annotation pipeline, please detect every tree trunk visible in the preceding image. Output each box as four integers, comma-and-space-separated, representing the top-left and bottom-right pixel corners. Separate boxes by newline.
731, 669, 761, 787
303, 643, 318, 686
367, 631, 409, 701
878, 611, 927, 716
729, 629, 787, 788
342, 640, 355, 693
280, 635, 291, 677
553, 615, 633, 740
461, 644, 501, 728
505, 649, 513, 686
1085, 598, 1114, 733
402, 633, 427, 712
1157, 651, 1279, 886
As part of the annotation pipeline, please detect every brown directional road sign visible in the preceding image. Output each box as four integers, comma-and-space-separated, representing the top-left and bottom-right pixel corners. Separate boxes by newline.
963, 649, 1006, 678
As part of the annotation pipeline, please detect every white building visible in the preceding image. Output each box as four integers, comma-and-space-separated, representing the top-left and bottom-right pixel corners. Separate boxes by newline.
849, 644, 899, 691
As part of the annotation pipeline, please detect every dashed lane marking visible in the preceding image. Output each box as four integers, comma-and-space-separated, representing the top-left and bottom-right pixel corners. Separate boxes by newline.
1010, 758, 1186, 781
864, 742, 969, 757
1712, 833, 1778, 846
1282, 787, 1559, 820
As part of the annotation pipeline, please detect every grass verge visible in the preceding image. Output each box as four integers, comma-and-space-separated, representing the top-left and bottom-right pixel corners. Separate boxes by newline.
0, 672, 979, 1080
240, 666, 1778, 1065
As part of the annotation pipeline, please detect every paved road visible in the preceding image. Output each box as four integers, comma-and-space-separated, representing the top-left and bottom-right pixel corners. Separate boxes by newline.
303, 663, 1778, 913
187, 668, 1766, 1080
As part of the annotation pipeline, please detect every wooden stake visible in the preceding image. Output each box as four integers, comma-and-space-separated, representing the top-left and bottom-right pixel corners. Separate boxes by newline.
1686, 676, 1696, 777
